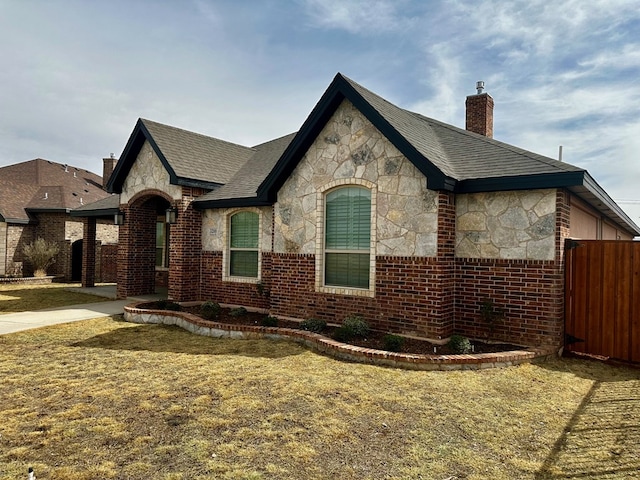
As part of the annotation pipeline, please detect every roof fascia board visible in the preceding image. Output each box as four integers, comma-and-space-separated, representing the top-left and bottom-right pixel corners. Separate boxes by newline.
193, 197, 273, 210
581, 172, 640, 235
25, 208, 71, 214
1, 218, 31, 225
70, 207, 119, 218
456, 171, 586, 193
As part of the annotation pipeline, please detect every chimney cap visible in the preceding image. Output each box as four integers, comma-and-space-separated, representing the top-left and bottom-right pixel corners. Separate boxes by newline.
476, 81, 485, 94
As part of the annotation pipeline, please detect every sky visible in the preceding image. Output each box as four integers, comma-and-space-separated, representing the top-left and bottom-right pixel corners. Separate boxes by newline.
1, 0, 640, 222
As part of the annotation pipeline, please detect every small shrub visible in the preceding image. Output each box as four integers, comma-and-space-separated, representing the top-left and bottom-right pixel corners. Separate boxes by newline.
261, 316, 278, 327
22, 238, 59, 277
155, 300, 181, 311
229, 307, 248, 317
382, 334, 405, 352
200, 301, 221, 320
448, 334, 472, 354
300, 318, 327, 333
342, 315, 370, 338
332, 325, 355, 342
255, 282, 270, 298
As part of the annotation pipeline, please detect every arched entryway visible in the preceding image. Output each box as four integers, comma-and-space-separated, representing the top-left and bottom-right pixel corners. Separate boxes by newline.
117, 192, 172, 299
71, 239, 83, 281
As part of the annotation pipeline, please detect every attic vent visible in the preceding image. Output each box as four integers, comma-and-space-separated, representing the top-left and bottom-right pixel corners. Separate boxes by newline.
84, 189, 89, 193
64, 164, 68, 172
72, 192, 78, 196
74, 171, 77, 177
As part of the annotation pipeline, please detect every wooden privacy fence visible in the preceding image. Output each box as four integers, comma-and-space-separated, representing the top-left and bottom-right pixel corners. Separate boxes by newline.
565, 239, 640, 363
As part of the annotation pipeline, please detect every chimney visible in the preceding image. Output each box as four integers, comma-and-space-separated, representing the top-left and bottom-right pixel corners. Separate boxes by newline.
465, 81, 494, 138
102, 153, 117, 189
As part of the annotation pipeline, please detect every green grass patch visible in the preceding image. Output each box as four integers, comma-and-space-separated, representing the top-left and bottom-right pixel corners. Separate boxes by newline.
0, 317, 638, 479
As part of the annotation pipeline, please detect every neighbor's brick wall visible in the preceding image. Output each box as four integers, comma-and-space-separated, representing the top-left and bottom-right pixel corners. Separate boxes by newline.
6, 224, 35, 276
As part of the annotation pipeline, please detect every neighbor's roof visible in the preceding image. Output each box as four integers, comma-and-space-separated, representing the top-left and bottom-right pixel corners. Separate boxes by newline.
0, 159, 109, 223
107, 118, 256, 193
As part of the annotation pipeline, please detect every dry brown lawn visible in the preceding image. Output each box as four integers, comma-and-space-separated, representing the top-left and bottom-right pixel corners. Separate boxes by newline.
0, 316, 638, 480
0, 283, 108, 314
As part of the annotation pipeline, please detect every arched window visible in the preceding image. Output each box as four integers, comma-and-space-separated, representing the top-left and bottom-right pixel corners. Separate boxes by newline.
324, 186, 371, 288
229, 211, 259, 277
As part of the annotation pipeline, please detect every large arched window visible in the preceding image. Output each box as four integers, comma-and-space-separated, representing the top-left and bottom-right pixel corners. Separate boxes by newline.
229, 211, 259, 277
324, 186, 371, 288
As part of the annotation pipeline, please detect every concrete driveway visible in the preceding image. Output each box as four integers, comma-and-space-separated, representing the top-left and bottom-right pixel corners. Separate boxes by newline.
0, 285, 164, 335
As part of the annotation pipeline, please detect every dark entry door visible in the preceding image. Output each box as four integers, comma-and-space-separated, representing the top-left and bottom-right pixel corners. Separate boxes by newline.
71, 239, 83, 281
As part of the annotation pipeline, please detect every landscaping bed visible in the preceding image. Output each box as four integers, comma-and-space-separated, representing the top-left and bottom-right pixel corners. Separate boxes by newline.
142, 301, 522, 356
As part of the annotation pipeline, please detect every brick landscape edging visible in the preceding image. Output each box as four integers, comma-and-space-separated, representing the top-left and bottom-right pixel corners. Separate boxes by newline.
123, 302, 556, 371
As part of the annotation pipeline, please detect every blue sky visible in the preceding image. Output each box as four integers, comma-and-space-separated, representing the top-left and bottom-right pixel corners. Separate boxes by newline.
1, 0, 640, 221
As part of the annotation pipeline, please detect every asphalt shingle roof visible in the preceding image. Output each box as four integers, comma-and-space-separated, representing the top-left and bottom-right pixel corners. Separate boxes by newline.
140, 119, 255, 186
342, 75, 584, 181
196, 133, 297, 203
0, 159, 109, 222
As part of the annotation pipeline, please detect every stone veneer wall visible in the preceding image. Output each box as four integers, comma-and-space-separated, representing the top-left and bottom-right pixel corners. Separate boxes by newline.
121, 141, 182, 205
452, 190, 570, 347
456, 189, 556, 261
274, 99, 438, 257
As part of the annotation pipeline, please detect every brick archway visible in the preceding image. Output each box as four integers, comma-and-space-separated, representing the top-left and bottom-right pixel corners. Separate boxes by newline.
116, 192, 172, 299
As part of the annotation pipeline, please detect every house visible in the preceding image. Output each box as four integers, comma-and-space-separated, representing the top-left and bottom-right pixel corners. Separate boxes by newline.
74, 73, 639, 348
0, 158, 119, 280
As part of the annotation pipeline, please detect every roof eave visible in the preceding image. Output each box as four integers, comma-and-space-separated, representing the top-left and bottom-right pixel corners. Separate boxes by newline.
193, 196, 272, 210
457, 171, 586, 193
70, 207, 120, 218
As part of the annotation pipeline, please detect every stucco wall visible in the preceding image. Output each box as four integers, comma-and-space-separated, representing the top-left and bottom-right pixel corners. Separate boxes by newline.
456, 189, 556, 261
273, 99, 438, 257
121, 141, 182, 204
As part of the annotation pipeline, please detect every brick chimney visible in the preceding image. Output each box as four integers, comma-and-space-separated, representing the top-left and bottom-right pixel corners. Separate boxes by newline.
102, 153, 117, 189
465, 81, 494, 138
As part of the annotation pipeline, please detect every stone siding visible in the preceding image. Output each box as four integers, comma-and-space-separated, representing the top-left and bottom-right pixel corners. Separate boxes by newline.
456, 189, 556, 260
274, 99, 438, 257
121, 141, 182, 204
202, 206, 273, 252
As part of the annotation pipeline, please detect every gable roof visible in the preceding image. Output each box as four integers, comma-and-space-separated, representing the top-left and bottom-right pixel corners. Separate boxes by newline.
193, 133, 297, 208
251, 73, 637, 235
0, 159, 108, 223
107, 118, 255, 193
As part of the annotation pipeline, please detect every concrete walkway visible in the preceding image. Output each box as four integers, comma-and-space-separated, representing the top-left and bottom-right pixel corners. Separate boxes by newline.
0, 285, 165, 335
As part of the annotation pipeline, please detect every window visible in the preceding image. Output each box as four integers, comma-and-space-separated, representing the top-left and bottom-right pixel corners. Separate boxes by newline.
156, 219, 169, 268
229, 211, 259, 277
324, 186, 371, 289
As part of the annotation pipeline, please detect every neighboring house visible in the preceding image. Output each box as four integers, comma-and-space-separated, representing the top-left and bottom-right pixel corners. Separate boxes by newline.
75, 73, 639, 348
0, 158, 119, 280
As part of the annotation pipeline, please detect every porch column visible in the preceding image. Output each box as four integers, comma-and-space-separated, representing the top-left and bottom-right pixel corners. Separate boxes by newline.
168, 187, 203, 302
81, 217, 96, 287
